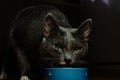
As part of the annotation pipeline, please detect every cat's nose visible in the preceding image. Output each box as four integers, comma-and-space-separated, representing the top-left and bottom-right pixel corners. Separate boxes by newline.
64, 59, 72, 64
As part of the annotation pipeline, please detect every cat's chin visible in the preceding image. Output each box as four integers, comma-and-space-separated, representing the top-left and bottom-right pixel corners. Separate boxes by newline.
59, 64, 72, 68
59, 62, 73, 68
61, 66, 72, 68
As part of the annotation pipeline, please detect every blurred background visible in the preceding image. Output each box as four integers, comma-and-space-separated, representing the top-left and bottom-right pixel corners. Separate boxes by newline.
0, 0, 120, 79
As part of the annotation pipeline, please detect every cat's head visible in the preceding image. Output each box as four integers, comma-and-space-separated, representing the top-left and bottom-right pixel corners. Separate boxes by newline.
40, 14, 92, 68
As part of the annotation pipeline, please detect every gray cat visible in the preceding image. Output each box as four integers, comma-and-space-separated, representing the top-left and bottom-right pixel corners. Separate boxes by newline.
0, 5, 92, 80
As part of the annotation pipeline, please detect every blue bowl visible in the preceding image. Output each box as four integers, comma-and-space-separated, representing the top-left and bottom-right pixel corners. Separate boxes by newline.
46, 68, 88, 80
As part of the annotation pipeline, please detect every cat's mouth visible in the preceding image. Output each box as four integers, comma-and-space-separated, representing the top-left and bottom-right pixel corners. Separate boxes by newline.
59, 60, 88, 68
42, 58, 88, 68
60, 65, 72, 68
59, 62, 72, 68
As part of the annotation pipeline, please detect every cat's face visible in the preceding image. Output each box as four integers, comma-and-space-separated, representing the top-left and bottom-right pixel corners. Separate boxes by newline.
40, 15, 92, 68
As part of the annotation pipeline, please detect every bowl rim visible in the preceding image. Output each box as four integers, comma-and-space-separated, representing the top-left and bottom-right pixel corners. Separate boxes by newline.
46, 68, 88, 70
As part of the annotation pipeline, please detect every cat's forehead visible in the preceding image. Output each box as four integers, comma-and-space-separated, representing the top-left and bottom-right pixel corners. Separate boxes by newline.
59, 26, 77, 42
59, 26, 77, 33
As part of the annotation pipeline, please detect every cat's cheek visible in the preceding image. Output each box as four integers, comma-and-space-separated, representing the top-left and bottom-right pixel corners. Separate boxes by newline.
71, 54, 77, 63
72, 51, 81, 57
72, 52, 83, 61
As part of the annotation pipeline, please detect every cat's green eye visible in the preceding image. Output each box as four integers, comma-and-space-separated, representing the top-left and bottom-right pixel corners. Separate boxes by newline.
73, 47, 82, 52
53, 44, 63, 51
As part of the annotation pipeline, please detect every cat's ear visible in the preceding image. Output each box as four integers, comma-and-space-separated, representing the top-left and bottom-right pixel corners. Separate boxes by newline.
43, 14, 59, 38
76, 19, 92, 42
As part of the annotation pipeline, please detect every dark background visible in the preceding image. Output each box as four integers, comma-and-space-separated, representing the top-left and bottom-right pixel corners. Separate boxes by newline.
0, 0, 120, 79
